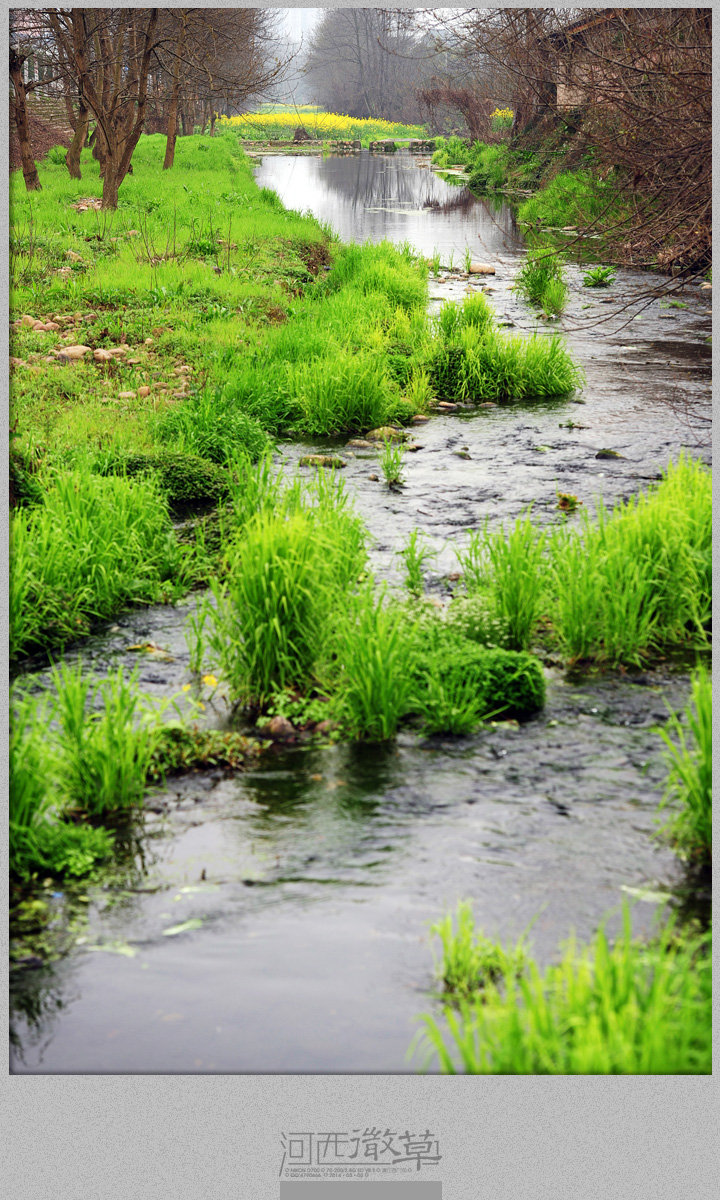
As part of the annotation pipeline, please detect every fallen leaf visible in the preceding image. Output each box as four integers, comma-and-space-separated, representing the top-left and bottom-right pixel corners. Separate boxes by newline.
161, 918, 203, 937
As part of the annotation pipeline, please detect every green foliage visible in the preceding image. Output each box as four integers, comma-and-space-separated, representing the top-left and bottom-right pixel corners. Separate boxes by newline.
156, 393, 272, 465
10, 470, 183, 659
9, 447, 43, 508
656, 667, 712, 861
293, 352, 402, 437
458, 516, 547, 650
518, 169, 624, 230
95, 448, 232, 509
429, 326, 582, 403
147, 726, 260, 780
10, 689, 113, 880
410, 625, 546, 733
325, 588, 418, 741
515, 247, 568, 314
400, 529, 436, 595
380, 438, 405, 487
51, 661, 160, 814
583, 265, 616, 287
415, 906, 711, 1074
431, 902, 527, 1000
549, 455, 711, 664
203, 476, 367, 706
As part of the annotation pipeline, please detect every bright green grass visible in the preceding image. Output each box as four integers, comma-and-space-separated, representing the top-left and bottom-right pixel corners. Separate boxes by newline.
656, 667, 712, 861
515, 246, 568, 314
415, 904, 711, 1074
548, 455, 711, 664
10, 469, 184, 659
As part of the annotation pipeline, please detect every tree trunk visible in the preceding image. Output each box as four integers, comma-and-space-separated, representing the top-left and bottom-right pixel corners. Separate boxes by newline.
100, 160, 120, 209
164, 15, 186, 169
10, 52, 41, 191
66, 100, 89, 178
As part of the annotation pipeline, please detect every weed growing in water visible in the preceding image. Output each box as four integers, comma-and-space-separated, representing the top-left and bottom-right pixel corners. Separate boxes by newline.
202, 475, 366, 706
414, 904, 711, 1074
458, 516, 547, 651
9, 689, 114, 880
656, 667, 712, 862
430, 902, 527, 1000
515, 247, 568, 314
583, 265, 616, 287
400, 529, 436, 595
10, 470, 184, 659
324, 588, 418, 741
51, 661, 161, 815
380, 438, 405, 487
548, 455, 711, 664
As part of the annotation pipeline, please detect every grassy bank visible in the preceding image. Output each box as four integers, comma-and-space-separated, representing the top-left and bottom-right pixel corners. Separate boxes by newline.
10, 134, 583, 660
432, 136, 638, 266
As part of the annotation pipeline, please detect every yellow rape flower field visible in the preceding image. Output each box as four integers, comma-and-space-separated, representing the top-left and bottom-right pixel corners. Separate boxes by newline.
218, 110, 427, 144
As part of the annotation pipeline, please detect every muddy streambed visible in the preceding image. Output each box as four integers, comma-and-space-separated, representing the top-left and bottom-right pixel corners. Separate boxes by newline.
9, 152, 711, 1073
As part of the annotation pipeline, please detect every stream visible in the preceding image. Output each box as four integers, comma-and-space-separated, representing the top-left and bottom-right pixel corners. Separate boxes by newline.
10, 151, 712, 1073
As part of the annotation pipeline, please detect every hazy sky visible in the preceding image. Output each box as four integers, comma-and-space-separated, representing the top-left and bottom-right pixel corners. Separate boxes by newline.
280, 7, 323, 42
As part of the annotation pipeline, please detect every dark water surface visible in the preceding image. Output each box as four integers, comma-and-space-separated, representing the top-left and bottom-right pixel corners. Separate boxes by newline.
10, 153, 711, 1073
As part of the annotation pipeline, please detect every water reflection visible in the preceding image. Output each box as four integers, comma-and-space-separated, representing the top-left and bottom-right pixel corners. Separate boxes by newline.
254, 150, 522, 259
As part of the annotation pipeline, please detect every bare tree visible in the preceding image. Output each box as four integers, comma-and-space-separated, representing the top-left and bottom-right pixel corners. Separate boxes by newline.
304, 8, 424, 122
45, 8, 159, 208
422, 8, 711, 272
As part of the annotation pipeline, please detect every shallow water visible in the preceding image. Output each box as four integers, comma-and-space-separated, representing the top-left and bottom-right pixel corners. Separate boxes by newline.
10, 153, 711, 1073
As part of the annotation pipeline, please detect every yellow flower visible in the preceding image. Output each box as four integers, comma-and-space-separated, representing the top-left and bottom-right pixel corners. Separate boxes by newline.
202, 674, 219, 687
182, 683, 192, 692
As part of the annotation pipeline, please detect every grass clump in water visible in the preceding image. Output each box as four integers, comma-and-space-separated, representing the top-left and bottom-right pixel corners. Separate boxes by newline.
515, 246, 568, 315
10, 470, 184, 660
548, 455, 711, 665
457, 515, 547, 650
203, 473, 367, 708
431, 902, 527, 1000
10, 689, 114, 881
656, 667, 712, 863
415, 904, 711, 1074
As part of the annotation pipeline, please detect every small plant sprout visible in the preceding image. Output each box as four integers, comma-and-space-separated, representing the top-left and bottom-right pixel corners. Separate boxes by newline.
380, 438, 405, 487
582, 265, 616, 287
463, 246, 473, 273
430, 248, 441, 277
556, 491, 581, 513
400, 529, 436, 595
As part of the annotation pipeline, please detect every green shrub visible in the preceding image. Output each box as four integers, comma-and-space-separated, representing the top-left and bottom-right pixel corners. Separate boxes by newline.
415, 904, 711, 1074
656, 667, 712, 861
96, 448, 231, 509
410, 622, 545, 734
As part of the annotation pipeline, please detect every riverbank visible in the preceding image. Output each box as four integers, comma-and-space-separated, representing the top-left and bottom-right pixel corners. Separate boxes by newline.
10, 139, 711, 1073
431, 133, 713, 276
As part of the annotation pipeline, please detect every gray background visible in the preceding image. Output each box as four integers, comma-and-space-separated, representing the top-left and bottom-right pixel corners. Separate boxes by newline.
2, 2, 717, 1199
